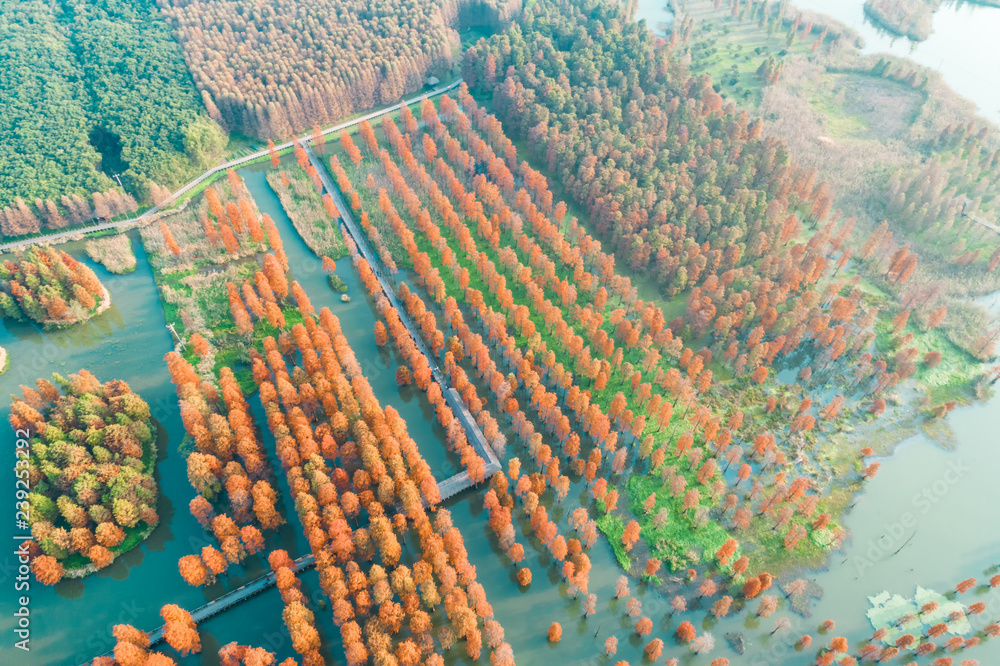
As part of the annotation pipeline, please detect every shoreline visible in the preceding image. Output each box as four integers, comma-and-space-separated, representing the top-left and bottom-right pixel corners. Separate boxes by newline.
40, 285, 112, 329
862, 0, 934, 42
62, 522, 158, 579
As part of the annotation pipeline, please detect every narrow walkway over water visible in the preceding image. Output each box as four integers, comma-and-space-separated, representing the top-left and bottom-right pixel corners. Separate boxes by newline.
303, 144, 502, 490
86, 554, 316, 663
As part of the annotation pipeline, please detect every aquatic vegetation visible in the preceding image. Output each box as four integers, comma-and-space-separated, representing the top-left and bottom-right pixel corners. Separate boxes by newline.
86, 233, 137, 274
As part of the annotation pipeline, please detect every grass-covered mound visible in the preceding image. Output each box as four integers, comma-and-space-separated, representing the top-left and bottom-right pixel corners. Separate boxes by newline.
86, 234, 137, 274
0, 246, 109, 326
13, 371, 159, 580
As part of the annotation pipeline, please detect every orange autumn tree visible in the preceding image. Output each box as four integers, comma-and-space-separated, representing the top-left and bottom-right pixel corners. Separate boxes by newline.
161, 604, 200, 656
178, 554, 209, 587
621, 520, 640, 552
112, 624, 151, 665
31, 555, 64, 586
645, 638, 663, 661
189, 333, 211, 358
160, 222, 181, 256
340, 130, 362, 166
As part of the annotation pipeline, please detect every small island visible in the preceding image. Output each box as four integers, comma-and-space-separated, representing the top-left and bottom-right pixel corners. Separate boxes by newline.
13, 371, 159, 583
864, 0, 1000, 41
266, 166, 348, 260
863, 0, 942, 41
86, 233, 137, 274
0, 246, 110, 326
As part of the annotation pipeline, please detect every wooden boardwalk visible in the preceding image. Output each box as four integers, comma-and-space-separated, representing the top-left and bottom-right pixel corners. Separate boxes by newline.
304, 144, 502, 489
86, 554, 315, 664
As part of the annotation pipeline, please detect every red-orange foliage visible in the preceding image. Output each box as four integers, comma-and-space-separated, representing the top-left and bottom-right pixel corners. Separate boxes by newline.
621, 520, 640, 552
340, 131, 362, 166
956, 578, 976, 594
675, 620, 696, 642
161, 604, 201, 656
179, 554, 209, 586
32, 555, 63, 585
190, 333, 211, 358
644, 638, 663, 661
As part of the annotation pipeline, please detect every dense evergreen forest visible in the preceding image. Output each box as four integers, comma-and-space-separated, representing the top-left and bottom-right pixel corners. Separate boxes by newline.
157, 0, 523, 139
0, 0, 111, 208
0, 0, 224, 218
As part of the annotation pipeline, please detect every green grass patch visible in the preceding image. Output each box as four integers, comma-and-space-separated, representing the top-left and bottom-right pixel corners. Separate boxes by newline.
626, 475, 733, 572
806, 85, 870, 138
596, 513, 632, 571
874, 316, 985, 404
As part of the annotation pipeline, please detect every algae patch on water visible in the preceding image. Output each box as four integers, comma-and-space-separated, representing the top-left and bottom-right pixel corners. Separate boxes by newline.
866, 586, 972, 643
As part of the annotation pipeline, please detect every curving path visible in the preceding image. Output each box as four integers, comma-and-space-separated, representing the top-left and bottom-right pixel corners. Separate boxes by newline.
1, 80, 462, 254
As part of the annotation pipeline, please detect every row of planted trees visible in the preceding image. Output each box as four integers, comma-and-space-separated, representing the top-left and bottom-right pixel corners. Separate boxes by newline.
333, 94, 765, 661
135, 214, 512, 663
338, 89, 844, 572
322, 78, 1000, 663
244, 295, 514, 664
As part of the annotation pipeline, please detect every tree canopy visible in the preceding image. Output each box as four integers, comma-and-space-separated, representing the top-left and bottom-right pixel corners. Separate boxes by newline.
15, 371, 158, 576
